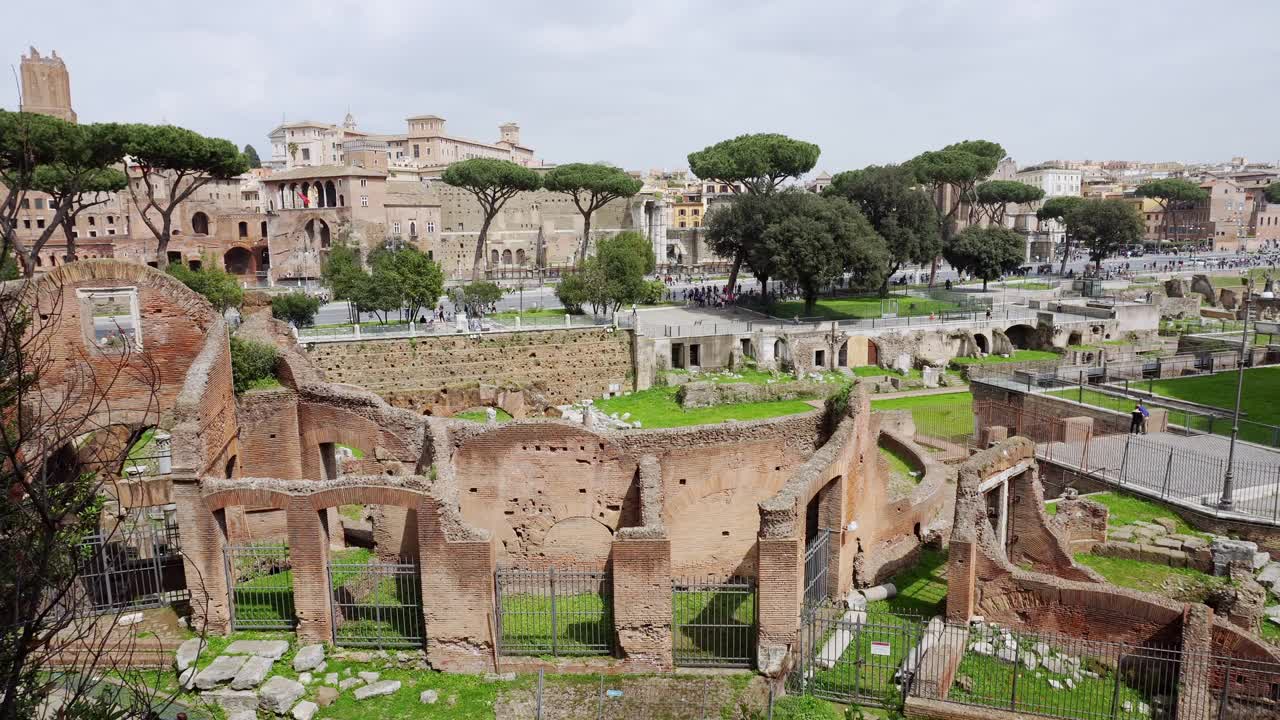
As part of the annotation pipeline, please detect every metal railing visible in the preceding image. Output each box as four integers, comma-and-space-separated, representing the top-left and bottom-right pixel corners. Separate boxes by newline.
789, 606, 924, 709
224, 543, 296, 630
329, 556, 423, 648
77, 508, 186, 616
803, 530, 833, 610
672, 576, 756, 668
296, 313, 622, 343
495, 567, 614, 657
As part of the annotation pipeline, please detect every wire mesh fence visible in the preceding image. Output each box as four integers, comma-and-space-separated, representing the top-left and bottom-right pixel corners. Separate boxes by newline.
803, 530, 833, 610
495, 567, 614, 657
224, 543, 296, 630
671, 576, 756, 668
328, 556, 423, 648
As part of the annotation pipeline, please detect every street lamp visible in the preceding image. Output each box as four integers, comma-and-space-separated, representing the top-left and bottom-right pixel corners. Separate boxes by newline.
1218, 279, 1253, 510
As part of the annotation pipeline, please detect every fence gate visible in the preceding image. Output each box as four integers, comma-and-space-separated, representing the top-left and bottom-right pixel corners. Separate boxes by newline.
79, 505, 186, 615
328, 557, 423, 648
224, 544, 296, 630
803, 529, 834, 610
789, 607, 924, 709
672, 577, 756, 668
494, 567, 614, 657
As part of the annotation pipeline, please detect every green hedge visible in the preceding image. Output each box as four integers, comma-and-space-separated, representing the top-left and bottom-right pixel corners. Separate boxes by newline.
230, 336, 279, 393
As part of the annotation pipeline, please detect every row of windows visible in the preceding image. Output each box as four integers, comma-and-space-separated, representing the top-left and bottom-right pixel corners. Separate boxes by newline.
390, 221, 438, 236
677, 208, 701, 216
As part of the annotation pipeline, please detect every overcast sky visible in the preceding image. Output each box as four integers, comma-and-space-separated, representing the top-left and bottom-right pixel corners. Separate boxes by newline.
6, 1, 1279, 175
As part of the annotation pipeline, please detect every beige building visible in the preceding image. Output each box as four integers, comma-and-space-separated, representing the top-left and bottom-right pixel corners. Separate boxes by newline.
19, 47, 75, 122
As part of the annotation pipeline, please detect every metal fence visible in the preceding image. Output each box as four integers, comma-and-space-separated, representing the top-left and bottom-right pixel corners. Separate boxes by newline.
495, 567, 614, 657
296, 313, 619, 343
77, 506, 186, 615
803, 530, 833, 610
224, 543, 296, 630
671, 576, 756, 668
328, 556, 423, 648
789, 607, 924, 709
912, 623, 1187, 720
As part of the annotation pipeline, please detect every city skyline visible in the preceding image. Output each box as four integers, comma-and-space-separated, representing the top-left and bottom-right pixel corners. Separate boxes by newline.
6, 0, 1280, 173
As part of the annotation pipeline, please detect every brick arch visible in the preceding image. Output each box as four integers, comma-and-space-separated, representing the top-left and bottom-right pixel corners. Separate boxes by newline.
28, 258, 222, 329
305, 425, 377, 458
308, 484, 425, 511
203, 487, 292, 511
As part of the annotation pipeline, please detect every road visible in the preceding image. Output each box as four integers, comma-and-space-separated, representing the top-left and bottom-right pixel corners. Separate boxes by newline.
309, 251, 1275, 327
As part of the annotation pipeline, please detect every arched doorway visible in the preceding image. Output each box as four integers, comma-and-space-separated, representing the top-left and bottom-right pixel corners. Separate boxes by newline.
1004, 324, 1036, 350
974, 333, 989, 354
773, 338, 791, 370
191, 212, 210, 235
837, 341, 848, 367
325, 181, 337, 208
224, 247, 255, 275
1067, 330, 1083, 346
305, 219, 331, 249
867, 340, 880, 367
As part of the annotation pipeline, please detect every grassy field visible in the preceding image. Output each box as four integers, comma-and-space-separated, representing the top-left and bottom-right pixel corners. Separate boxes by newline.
593, 386, 816, 428
767, 295, 959, 321
870, 391, 974, 440
499, 590, 614, 656
1075, 554, 1227, 603
454, 407, 515, 422
672, 585, 756, 665
1048, 492, 1207, 539
949, 349, 1061, 367
949, 648, 1149, 719
880, 444, 922, 489
865, 548, 948, 619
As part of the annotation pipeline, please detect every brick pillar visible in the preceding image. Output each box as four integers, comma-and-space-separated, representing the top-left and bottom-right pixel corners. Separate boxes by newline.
1062, 416, 1093, 444
756, 536, 802, 676
980, 425, 1008, 447
611, 536, 672, 669
817, 475, 847, 602
1175, 604, 1214, 720
224, 505, 250, 544
945, 540, 977, 623
417, 496, 496, 672
287, 497, 332, 643
171, 476, 231, 634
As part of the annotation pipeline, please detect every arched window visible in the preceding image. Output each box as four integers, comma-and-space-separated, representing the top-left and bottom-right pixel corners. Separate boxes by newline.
490, 249, 500, 266
502, 249, 513, 265
325, 181, 337, 208
260, 221, 268, 237
191, 212, 210, 235
338, 194, 344, 207
238, 221, 248, 238
516, 248, 526, 265
409, 222, 417, 238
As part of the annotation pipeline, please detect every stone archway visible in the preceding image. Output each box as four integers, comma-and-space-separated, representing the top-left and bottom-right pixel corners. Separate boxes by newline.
974, 333, 989, 354
867, 340, 880, 367
224, 247, 255, 275
191, 212, 210, 236
1004, 323, 1036, 350
837, 340, 848, 367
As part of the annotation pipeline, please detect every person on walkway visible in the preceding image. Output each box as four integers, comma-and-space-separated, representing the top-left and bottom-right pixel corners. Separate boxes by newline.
1138, 401, 1150, 434
1130, 404, 1145, 434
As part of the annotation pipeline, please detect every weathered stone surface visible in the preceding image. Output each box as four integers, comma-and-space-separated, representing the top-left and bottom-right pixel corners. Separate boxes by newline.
298, 672, 313, 685
354, 680, 401, 700
1153, 537, 1183, 550
1153, 517, 1178, 533
1108, 527, 1135, 542
1257, 563, 1280, 585
316, 687, 339, 707
292, 700, 318, 720
205, 689, 259, 714
230, 655, 274, 690
225, 640, 290, 660
1041, 656, 1068, 675
258, 676, 305, 714
1211, 538, 1260, 575
420, 690, 439, 704
357, 671, 381, 684
194, 655, 247, 690
178, 667, 196, 690
338, 677, 363, 691
970, 642, 995, 656
324, 673, 339, 685
293, 644, 326, 672
484, 672, 518, 682
175, 638, 205, 672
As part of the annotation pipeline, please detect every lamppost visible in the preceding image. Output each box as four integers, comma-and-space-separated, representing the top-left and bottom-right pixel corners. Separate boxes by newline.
1218, 279, 1253, 510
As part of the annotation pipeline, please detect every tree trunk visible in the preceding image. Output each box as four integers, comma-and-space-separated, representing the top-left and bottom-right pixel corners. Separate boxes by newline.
982, 277, 988, 292
155, 212, 173, 263
726, 251, 744, 296
881, 262, 901, 297
1059, 235, 1071, 276
472, 215, 494, 281
61, 217, 77, 263
804, 291, 817, 316
578, 213, 592, 265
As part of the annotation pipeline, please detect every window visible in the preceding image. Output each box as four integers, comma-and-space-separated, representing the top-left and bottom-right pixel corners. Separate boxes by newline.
78, 287, 142, 351
36, 218, 44, 229
360, 196, 369, 207
409, 222, 416, 237
679, 209, 686, 216
393, 222, 401, 234
108, 228, 116, 236
19, 198, 29, 209
34, 198, 45, 210
692, 208, 699, 216
107, 216, 115, 224
89, 230, 97, 238
22, 219, 30, 229
413, 144, 420, 158
679, 221, 687, 228
301, 148, 311, 161
238, 221, 248, 238
360, 179, 367, 188
426, 222, 435, 233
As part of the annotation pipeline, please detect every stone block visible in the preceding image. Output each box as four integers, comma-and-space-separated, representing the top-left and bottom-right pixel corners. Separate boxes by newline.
357, 671, 380, 684
230, 655, 274, 690
258, 676, 305, 715
291, 700, 318, 720
204, 689, 258, 715
354, 680, 401, 700
225, 640, 290, 660
316, 687, 339, 707
338, 677, 363, 690
174, 638, 205, 672
293, 644, 325, 672
420, 690, 438, 704
194, 655, 247, 690
1153, 537, 1183, 551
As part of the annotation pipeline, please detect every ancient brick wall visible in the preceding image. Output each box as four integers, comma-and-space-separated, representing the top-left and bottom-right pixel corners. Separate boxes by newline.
303, 327, 634, 410
236, 388, 304, 480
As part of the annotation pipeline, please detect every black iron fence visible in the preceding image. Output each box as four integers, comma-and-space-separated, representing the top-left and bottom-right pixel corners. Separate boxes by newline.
803, 530, 833, 610
328, 556, 423, 648
671, 576, 756, 668
789, 607, 924, 709
77, 505, 186, 615
223, 543, 296, 630
495, 567, 614, 657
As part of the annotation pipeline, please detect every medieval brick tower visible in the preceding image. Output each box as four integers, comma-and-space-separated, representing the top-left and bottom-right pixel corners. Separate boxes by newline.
20, 47, 77, 123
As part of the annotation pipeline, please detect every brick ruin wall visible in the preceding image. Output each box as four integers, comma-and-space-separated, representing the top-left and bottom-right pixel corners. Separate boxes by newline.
302, 327, 634, 413
444, 411, 824, 576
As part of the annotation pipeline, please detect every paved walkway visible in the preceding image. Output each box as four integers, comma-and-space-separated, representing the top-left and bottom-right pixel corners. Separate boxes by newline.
1039, 431, 1280, 523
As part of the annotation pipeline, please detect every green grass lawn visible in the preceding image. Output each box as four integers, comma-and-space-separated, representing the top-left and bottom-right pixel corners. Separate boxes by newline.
593, 386, 816, 429
870, 391, 974, 440
880, 444, 922, 488
672, 585, 756, 665
808, 615, 921, 701
949, 349, 1061, 367
487, 308, 575, 321
1074, 553, 1227, 603
865, 549, 949, 619
1047, 492, 1207, 539
767, 295, 959, 321
337, 443, 365, 459
949, 647, 1149, 720
454, 407, 515, 422
996, 280, 1054, 290
499, 591, 614, 656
